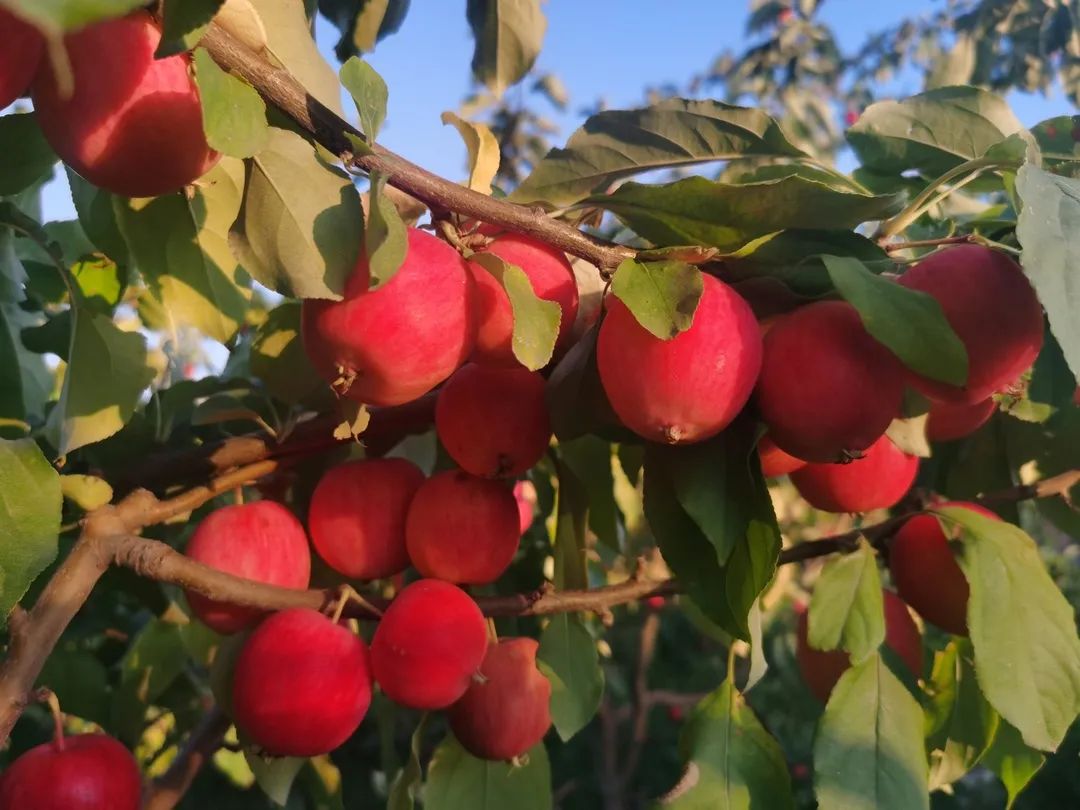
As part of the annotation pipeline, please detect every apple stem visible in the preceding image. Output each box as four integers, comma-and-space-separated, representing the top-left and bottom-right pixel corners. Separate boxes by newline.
33, 687, 65, 751
485, 618, 499, 644
329, 585, 383, 624
232, 487, 244, 506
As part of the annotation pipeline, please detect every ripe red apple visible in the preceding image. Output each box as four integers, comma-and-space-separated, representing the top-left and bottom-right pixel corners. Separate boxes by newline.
232, 608, 372, 756
435, 363, 552, 477
758, 434, 807, 478
448, 638, 552, 760
31, 12, 219, 197
184, 501, 312, 634
898, 245, 1043, 404
597, 274, 762, 444
370, 579, 489, 709
889, 501, 999, 635
308, 458, 424, 580
468, 232, 579, 365
406, 470, 520, 584
796, 591, 923, 703
755, 301, 906, 462
789, 435, 918, 513
0, 733, 141, 810
925, 397, 996, 442
514, 479, 537, 534
302, 228, 475, 406
0, 8, 44, 110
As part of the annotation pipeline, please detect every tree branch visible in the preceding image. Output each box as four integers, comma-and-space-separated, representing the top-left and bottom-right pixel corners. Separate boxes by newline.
198, 23, 636, 271
144, 706, 231, 810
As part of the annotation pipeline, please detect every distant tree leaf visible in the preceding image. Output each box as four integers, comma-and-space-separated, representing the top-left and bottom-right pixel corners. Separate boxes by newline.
596, 177, 903, 253
193, 47, 269, 158
470, 253, 561, 370
1, 0, 147, 33
658, 680, 793, 809
466, 0, 546, 98
824, 254, 968, 386
0, 113, 56, 196
0, 438, 60, 627
537, 614, 604, 741
388, 713, 428, 810
59, 473, 113, 510
111, 617, 188, 743
847, 87, 1023, 177
115, 158, 249, 343
1015, 162, 1080, 384
807, 539, 884, 665
511, 99, 805, 207
441, 111, 500, 193
814, 653, 929, 810
610, 259, 703, 340
319, 0, 411, 58
425, 736, 551, 810
340, 56, 388, 142
942, 505, 1080, 751
157, 0, 225, 56
229, 127, 362, 299
250, 302, 332, 407
365, 172, 407, 288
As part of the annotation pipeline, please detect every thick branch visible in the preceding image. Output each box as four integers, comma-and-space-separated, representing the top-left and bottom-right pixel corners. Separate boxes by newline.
199, 24, 635, 270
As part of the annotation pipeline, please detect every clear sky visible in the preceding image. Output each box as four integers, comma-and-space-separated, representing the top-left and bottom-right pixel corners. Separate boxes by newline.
30, 0, 1075, 221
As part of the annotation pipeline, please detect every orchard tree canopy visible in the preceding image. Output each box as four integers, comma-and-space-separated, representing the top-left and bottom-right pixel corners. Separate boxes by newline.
0, 1, 1080, 809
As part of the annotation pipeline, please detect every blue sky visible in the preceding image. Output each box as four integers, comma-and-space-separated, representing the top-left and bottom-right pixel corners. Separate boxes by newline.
33, 0, 1075, 220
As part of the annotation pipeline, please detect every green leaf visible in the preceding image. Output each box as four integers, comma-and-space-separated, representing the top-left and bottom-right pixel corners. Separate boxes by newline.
114, 158, 249, 344
1015, 162, 1080, 383
814, 653, 930, 810
66, 170, 129, 265
1, 0, 146, 34
596, 177, 903, 253
250, 302, 331, 407
0, 438, 60, 626
0, 305, 27, 426
111, 617, 189, 743
37, 649, 109, 725
46, 307, 155, 456
70, 255, 125, 314
511, 99, 804, 207
924, 639, 1000, 790
559, 436, 618, 553
470, 253, 561, 370
847, 87, 1023, 177
365, 172, 407, 288
807, 540, 884, 665
244, 748, 305, 805
941, 505, 1080, 751
229, 127, 363, 299
537, 614, 604, 741
388, 714, 429, 810
551, 457, 588, 591
59, 473, 113, 510
544, 323, 618, 441
610, 259, 703, 340
0, 113, 56, 196
466, 0, 547, 98
340, 56, 388, 142
657, 679, 793, 809
333, 0, 411, 55
981, 720, 1045, 808
643, 424, 781, 639
425, 736, 551, 810
824, 254, 968, 386
441, 111, 500, 193
157, 0, 225, 56
192, 47, 269, 158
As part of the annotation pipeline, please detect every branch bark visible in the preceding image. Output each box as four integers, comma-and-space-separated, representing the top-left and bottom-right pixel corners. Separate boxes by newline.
144, 706, 231, 810
198, 24, 636, 271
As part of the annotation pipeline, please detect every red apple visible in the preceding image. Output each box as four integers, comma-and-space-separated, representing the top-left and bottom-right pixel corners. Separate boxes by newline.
0, 733, 141, 810
898, 246, 1043, 404
435, 363, 552, 477
184, 501, 311, 634
597, 274, 762, 444
302, 228, 475, 406
889, 501, 999, 635
468, 232, 579, 365
0, 8, 44, 110
514, 479, 537, 534
406, 470, 520, 584
758, 434, 807, 478
308, 458, 424, 580
925, 397, 996, 442
448, 638, 552, 760
31, 11, 219, 197
796, 591, 923, 703
756, 301, 906, 462
232, 608, 372, 756
789, 436, 918, 513
370, 579, 488, 710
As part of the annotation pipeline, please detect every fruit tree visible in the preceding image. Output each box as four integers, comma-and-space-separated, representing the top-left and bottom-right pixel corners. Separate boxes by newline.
1, 1, 1079, 808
